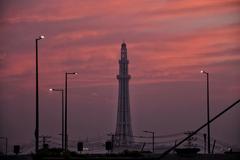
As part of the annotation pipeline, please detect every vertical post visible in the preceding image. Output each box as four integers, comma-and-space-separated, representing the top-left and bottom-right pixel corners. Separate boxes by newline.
204, 133, 207, 154
111, 134, 114, 152
35, 39, 39, 153
65, 73, 67, 152
206, 73, 210, 154
49, 88, 65, 151
63, 72, 77, 152
201, 70, 211, 154
6, 137, 8, 155
153, 132, 155, 153
62, 90, 64, 151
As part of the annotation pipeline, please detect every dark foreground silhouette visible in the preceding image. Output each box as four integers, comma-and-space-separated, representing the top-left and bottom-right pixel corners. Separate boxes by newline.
1, 152, 240, 160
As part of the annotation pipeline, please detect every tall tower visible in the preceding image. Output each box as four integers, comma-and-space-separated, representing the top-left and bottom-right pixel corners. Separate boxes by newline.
115, 42, 133, 146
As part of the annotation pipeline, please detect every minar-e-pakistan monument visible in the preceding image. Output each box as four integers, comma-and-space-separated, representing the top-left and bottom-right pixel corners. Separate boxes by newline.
115, 42, 134, 146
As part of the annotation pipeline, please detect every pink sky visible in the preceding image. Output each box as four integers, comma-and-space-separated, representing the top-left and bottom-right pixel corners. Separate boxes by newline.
0, 0, 239, 152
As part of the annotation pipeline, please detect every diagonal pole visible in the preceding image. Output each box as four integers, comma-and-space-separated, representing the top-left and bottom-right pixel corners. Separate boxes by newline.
159, 99, 240, 159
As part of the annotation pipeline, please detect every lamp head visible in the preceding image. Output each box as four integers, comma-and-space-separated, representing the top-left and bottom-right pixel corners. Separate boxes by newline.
200, 70, 208, 75
40, 35, 45, 39
49, 88, 53, 91
66, 72, 78, 75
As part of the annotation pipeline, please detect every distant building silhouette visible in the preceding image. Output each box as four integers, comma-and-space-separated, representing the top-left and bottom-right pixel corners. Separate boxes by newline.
115, 42, 134, 146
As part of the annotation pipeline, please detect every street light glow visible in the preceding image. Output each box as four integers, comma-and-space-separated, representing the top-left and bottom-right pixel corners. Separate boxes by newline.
40, 35, 45, 39
49, 88, 53, 91
200, 70, 208, 75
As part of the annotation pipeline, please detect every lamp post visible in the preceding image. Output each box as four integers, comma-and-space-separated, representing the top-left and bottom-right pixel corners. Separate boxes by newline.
65, 72, 77, 152
0, 137, 8, 155
143, 130, 155, 153
49, 88, 64, 151
201, 70, 210, 154
35, 35, 44, 153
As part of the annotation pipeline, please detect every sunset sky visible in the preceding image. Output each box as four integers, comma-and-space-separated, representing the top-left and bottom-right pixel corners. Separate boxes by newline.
0, 0, 239, 152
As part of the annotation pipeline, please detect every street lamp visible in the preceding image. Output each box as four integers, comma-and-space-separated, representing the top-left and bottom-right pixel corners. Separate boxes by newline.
35, 35, 45, 153
143, 130, 155, 153
65, 72, 78, 152
200, 70, 210, 154
0, 137, 8, 155
49, 88, 64, 151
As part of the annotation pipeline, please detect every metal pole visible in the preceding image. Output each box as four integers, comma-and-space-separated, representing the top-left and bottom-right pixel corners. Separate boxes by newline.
65, 73, 67, 152
207, 73, 210, 154
204, 133, 207, 154
62, 90, 64, 151
58, 89, 65, 151
49, 88, 64, 151
35, 35, 44, 153
64, 72, 77, 152
6, 137, 8, 155
159, 99, 240, 159
153, 132, 155, 153
111, 134, 114, 152
35, 39, 39, 153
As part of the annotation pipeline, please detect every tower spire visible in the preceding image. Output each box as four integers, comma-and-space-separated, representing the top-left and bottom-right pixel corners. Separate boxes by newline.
115, 42, 133, 146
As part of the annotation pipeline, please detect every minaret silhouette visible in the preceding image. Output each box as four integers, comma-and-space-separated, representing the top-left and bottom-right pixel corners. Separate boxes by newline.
115, 42, 133, 146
